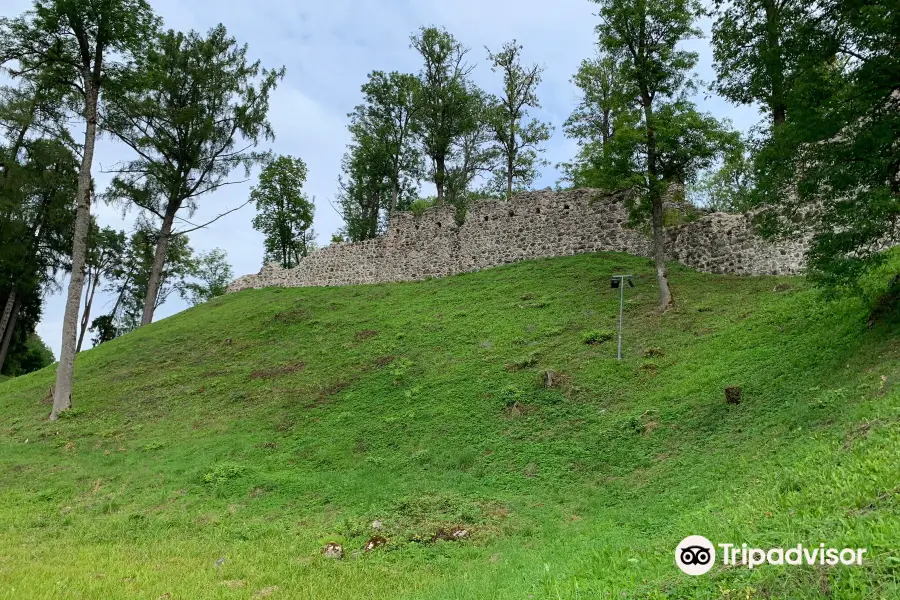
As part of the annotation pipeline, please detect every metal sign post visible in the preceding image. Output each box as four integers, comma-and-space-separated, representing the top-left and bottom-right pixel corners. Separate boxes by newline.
610, 275, 634, 361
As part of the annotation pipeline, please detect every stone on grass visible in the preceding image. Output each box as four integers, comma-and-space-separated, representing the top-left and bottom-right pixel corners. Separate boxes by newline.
725, 386, 742, 405
322, 542, 344, 559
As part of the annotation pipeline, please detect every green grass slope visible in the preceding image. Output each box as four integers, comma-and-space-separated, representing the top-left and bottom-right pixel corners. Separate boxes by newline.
1, 253, 898, 600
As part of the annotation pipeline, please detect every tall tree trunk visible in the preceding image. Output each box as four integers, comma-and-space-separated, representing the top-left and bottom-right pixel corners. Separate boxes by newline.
76, 273, 99, 353
141, 206, 177, 327
0, 291, 16, 349
435, 155, 446, 205
651, 190, 672, 311
110, 271, 132, 320
391, 184, 399, 213
0, 298, 21, 374
507, 154, 514, 201
641, 91, 672, 312
763, 0, 787, 126
508, 118, 515, 200
52, 85, 99, 420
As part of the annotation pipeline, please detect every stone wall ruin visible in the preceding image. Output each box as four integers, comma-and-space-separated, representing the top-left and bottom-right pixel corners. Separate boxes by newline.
228, 188, 808, 292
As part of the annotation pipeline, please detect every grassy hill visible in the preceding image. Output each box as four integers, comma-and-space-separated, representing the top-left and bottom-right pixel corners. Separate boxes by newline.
1, 252, 898, 600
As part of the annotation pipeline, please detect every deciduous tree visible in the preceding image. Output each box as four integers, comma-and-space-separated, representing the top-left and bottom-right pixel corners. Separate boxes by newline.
182, 248, 232, 306
752, 0, 900, 296
76, 223, 125, 352
410, 27, 477, 204
0, 137, 77, 372
103, 221, 195, 333
711, 0, 819, 127
349, 71, 421, 213
250, 155, 314, 269
1, 0, 159, 419
586, 0, 737, 310
104, 24, 283, 327
561, 53, 630, 187
485, 41, 552, 199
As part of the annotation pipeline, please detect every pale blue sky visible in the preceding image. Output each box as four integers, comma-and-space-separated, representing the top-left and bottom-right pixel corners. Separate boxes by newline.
3, 0, 761, 357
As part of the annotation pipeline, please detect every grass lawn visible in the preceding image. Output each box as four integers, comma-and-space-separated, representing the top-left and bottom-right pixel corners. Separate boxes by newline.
1, 252, 898, 599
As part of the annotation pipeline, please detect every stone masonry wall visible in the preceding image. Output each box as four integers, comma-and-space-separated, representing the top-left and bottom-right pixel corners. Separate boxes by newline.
228, 188, 807, 292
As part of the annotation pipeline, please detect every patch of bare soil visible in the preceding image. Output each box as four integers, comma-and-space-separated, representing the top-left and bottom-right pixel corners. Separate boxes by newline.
250, 361, 306, 379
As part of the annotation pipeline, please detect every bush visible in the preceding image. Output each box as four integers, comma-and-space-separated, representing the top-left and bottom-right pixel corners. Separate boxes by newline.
1, 333, 54, 377
581, 329, 615, 345
859, 248, 900, 323
202, 463, 246, 484
410, 198, 434, 217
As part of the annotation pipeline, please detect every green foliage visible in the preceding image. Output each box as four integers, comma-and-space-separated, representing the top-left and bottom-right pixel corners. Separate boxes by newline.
752, 0, 900, 291
181, 248, 232, 306
104, 222, 195, 333
0, 253, 897, 598
202, 463, 246, 485
77, 224, 128, 351
103, 23, 284, 322
250, 155, 315, 268
559, 54, 626, 186
0, 131, 77, 371
711, 0, 819, 126
410, 26, 481, 204
688, 146, 755, 213
574, 0, 739, 308
484, 41, 552, 199
335, 71, 422, 243
857, 249, 900, 323
0, 137, 77, 291
0, 333, 53, 377
409, 198, 434, 217
581, 329, 615, 345
88, 314, 118, 347
441, 87, 497, 214
104, 24, 285, 221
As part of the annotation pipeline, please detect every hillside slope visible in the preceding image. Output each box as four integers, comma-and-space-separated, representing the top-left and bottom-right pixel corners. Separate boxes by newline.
1, 253, 898, 599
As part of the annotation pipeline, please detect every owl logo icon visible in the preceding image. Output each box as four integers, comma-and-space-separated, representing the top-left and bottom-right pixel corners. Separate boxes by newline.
675, 535, 716, 575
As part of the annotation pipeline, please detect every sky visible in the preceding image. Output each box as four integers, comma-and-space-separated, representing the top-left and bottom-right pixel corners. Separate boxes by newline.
4, 0, 761, 358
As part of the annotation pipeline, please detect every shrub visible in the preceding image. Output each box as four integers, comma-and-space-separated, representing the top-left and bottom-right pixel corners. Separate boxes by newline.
581, 329, 615, 345
203, 463, 246, 485
410, 199, 434, 217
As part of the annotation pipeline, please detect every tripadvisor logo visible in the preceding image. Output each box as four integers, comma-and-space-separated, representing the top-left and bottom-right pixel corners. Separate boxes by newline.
676, 535, 716, 575
675, 536, 868, 576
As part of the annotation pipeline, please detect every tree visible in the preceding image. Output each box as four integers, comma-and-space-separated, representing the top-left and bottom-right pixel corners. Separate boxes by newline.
104, 222, 194, 333
444, 87, 497, 214
1, 331, 53, 378
752, 0, 900, 294
711, 0, 819, 127
103, 24, 284, 327
182, 248, 232, 306
76, 223, 125, 352
561, 53, 630, 187
250, 155, 315, 269
335, 136, 392, 242
587, 0, 731, 310
1, 0, 159, 419
0, 137, 77, 372
88, 314, 117, 347
485, 41, 552, 199
0, 289, 44, 377
0, 80, 70, 359
688, 147, 755, 213
350, 71, 421, 213
410, 26, 478, 204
